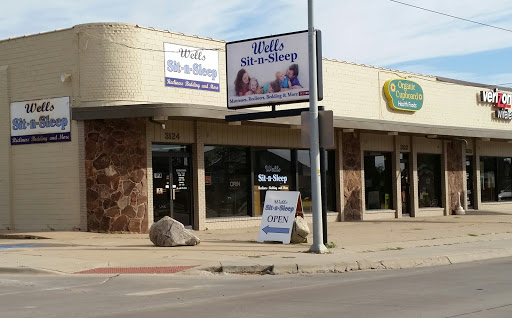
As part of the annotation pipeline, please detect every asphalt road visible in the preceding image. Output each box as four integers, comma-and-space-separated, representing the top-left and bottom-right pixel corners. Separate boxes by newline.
1, 257, 512, 318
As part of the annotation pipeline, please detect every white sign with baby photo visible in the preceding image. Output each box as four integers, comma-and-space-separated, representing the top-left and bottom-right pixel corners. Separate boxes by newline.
226, 31, 310, 109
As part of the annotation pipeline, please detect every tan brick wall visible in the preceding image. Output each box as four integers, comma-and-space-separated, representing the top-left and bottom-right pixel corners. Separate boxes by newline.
322, 60, 511, 133
0, 66, 11, 229
74, 23, 226, 108
0, 29, 77, 102
71, 23, 512, 138
478, 140, 512, 157
361, 133, 394, 151
12, 139, 82, 231
414, 136, 443, 154
0, 29, 83, 231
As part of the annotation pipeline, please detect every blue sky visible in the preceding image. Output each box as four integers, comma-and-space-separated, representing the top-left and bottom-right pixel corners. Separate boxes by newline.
2, 0, 512, 87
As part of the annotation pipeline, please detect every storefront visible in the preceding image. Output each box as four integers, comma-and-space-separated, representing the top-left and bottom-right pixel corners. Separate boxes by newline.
1, 22, 512, 233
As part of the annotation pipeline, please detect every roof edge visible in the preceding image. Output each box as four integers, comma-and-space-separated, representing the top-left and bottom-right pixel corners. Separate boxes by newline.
437, 77, 512, 92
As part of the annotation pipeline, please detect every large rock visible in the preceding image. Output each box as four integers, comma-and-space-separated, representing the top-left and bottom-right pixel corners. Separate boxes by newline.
149, 216, 200, 247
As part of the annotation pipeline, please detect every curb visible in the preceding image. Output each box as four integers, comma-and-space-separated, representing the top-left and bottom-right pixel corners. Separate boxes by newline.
0, 267, 63, 275
195, 250, 512, 276
3, 249, 512, 276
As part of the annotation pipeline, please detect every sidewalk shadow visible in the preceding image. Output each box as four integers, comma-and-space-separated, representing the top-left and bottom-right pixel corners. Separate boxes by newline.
465, 210, 512, 216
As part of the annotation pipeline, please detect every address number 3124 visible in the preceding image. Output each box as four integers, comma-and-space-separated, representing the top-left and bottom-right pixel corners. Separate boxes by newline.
165, 132, 180, 140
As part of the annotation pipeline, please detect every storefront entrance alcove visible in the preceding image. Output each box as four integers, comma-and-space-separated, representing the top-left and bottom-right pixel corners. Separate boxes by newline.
152, 144, 193, 227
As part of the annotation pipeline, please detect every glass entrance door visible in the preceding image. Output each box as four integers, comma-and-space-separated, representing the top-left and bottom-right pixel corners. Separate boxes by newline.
400, 153, 411, 216
152, 145, 193, 227
152, 156, 172, 222
170, 156, 193, 226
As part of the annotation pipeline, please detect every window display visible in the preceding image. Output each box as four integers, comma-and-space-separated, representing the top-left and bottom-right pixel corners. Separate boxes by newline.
417, 154, 442, 208
364, 152, 393, 210
253, 149, 294, 215
204, 146, 250, 217
480, 156, 512, 202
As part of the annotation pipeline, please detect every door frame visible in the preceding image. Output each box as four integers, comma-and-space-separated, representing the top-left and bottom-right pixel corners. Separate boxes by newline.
152, 147, 194, 226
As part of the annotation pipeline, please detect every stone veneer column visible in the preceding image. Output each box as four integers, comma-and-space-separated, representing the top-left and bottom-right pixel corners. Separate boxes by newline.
84, 118, 148, 233
193, 121, 206, 230
442, 141, 449, 216
446, 140, 465, 213
410, 137, 418, 217
393, 136, 402, 218
342, 132, 362, 221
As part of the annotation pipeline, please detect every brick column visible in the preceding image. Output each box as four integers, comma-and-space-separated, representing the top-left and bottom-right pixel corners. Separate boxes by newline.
193, 121, 206, 230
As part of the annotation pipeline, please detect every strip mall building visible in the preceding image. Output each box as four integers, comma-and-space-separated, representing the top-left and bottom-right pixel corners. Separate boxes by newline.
1, 23, 511, 233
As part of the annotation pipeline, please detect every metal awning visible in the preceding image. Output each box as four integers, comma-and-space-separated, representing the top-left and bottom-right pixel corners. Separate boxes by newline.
71, 103, 512, 140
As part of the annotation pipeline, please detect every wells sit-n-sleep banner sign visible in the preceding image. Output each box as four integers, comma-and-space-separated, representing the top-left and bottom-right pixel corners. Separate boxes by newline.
164, 43, 220, 92
226, 31, 310, 109
10, 96, 71, 145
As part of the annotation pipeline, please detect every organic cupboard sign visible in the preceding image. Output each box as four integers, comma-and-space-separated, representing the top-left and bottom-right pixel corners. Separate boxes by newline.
384, 79, 424, 111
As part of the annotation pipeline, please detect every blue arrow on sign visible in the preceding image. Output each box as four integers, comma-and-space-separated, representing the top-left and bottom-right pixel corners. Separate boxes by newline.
262, 225, 290, 234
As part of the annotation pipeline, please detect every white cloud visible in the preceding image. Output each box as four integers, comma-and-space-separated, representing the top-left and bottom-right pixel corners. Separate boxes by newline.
1, 0, 511, 84
315, 0, 512, 65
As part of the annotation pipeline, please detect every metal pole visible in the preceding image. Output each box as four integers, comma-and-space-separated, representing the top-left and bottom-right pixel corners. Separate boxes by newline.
308, 0, 327, 253
318, 106, 328, 245
320, 142, 328, 244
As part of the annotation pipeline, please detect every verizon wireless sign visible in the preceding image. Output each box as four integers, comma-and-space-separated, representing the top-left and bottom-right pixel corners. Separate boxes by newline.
481, 88, 512, 120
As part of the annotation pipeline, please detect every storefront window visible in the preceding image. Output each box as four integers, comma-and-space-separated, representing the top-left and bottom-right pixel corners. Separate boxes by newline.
497, 158, 512, 202
480, 156, 512, 202
297, 150, 336, 213
364, 152, 393, 210
204, 146, 250, 217
205, 147, 337, 218
297, 150, 312, 212
481, 157, 496, 202
253, 149, 294, 215
417, 154, 442, 208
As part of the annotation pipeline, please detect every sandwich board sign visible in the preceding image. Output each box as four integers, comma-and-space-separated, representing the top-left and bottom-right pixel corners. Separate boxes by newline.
258, 191, 303, 244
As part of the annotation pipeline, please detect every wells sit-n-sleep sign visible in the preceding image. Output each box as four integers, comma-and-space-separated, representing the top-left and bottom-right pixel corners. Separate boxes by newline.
226, 31, 311, 109
164, 43, 220, 92
10, 96, 71, 145
258, 191, 303, 244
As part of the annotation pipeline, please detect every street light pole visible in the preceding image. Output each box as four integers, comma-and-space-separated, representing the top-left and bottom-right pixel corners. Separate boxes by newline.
308, 0, 327, 254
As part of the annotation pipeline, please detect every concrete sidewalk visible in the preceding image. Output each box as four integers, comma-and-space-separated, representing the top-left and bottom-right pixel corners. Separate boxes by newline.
1, 210, 512, 275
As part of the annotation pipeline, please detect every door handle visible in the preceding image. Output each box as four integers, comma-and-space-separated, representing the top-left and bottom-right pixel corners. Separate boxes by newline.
172, 189, 176, 200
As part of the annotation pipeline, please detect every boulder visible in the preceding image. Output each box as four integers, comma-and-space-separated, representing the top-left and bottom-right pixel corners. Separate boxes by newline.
290, 216, 310, 243
149, 216, 200, 247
